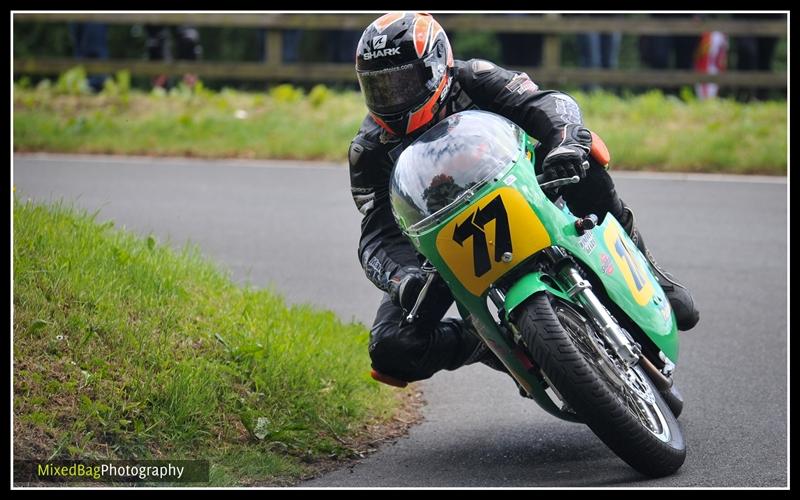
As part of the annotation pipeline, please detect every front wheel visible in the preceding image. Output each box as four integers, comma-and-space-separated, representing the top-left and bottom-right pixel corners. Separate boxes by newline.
512, 292, 685, 477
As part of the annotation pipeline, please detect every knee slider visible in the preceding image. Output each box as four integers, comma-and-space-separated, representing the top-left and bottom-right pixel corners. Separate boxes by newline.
368, 329, 426, 379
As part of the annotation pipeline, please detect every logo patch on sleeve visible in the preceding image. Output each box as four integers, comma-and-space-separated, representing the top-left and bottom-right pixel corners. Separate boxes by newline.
504, 73, 539, 95
553, 94, 582, 123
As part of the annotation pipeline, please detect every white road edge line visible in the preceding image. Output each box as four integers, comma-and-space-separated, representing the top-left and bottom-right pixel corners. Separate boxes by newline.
609, 171, 787, 184
13, 153, 787, 184
13, 153, 346, 171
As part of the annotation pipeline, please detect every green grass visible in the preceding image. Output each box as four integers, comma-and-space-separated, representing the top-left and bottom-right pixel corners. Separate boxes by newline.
13, 198, 401, 486
577, 90, 787, 175
13, 69, 787, 174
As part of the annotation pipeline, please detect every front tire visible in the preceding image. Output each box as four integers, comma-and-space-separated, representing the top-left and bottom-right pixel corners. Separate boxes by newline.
512, 292, 686, 477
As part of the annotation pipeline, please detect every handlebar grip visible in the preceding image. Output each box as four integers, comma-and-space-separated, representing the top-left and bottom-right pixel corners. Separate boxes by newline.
538, 174, 581, 191
404, 267, 437, 324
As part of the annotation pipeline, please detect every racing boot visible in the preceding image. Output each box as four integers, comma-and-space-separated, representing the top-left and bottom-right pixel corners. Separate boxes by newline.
619, 205, 700, 331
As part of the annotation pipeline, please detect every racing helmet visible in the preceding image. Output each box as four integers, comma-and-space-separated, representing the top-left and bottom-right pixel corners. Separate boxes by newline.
355, 12, 455, 136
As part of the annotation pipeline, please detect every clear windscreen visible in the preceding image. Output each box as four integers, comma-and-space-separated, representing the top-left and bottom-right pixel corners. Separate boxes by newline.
390, 110, 523, 233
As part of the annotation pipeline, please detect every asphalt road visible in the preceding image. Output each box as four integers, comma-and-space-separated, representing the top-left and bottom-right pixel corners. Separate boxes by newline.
13, 154, 788, 487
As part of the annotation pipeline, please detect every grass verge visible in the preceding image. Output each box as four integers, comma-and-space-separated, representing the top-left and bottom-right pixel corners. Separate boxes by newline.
13, 70, 787, 175
13, 198, 414, 486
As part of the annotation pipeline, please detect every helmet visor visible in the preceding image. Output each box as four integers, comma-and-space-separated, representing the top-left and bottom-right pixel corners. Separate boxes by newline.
357, 58, 442, 115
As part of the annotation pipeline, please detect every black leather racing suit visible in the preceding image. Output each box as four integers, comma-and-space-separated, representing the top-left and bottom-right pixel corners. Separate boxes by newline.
349, 59, 626, 382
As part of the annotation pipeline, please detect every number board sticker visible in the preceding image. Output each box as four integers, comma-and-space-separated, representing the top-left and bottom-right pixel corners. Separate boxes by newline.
600, 252, 614, 275
578, 232, 597, 255
435, 187, 551, 296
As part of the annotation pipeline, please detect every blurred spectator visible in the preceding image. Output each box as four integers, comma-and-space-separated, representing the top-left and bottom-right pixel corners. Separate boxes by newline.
577, 32, 622, 72
694, 31, 728, 99
68, 22, 109, 92
573, 14, 622, 93
639, 13, 701, 71
732, 13, 785, 100
145, 25, 203, 89
497, 14, 543, 68
256, 29, 302, 63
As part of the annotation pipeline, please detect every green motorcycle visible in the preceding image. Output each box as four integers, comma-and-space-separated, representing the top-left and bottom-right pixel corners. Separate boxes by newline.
389, 110, 686, 477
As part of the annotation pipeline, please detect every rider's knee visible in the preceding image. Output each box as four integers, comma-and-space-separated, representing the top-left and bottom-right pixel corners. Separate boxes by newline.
368, 325, 428, 381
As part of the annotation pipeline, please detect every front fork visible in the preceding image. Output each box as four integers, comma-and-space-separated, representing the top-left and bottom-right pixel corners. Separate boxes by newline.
556, 265, 641, 367
546, 248, 641, 368
546, 248, 678, 394
552, 253, 684, 415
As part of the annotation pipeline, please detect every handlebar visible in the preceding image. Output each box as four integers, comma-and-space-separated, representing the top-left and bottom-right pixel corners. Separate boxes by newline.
404, 260, 437, 324
537, 174, 581, 190
405, 271, 436, 323
536, 160, 590, 191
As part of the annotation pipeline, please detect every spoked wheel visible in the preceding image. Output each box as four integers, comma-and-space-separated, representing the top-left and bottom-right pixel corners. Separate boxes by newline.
512, 292, 685, 477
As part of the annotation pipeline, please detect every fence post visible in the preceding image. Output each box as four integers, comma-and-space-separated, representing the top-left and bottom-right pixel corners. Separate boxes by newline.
266, 30, 282, 66
542, 13, 561, 72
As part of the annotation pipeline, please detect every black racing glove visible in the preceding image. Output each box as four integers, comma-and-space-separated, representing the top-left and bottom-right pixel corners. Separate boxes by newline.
541, 125, 592, 181
388, 265, 426, 312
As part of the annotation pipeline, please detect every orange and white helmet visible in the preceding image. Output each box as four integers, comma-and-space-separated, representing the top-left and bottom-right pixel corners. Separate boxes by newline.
355, 12, 454, 136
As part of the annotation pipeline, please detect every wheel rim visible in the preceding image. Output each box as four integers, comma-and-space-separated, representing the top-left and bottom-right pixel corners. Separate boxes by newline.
555, 302, 672, 443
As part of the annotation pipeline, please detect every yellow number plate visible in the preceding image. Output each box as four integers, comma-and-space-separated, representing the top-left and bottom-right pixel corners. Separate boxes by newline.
435, 187, 551, 296
603, 222, 655, 306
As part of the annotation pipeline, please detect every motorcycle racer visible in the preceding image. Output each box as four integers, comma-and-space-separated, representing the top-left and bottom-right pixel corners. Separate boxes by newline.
349, 12, 699, 384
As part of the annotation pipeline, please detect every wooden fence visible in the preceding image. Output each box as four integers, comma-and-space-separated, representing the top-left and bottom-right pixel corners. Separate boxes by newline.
13, 13, 788, 89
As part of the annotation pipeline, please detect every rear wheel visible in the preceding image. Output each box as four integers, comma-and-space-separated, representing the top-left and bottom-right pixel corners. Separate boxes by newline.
512, 292, 685, 477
